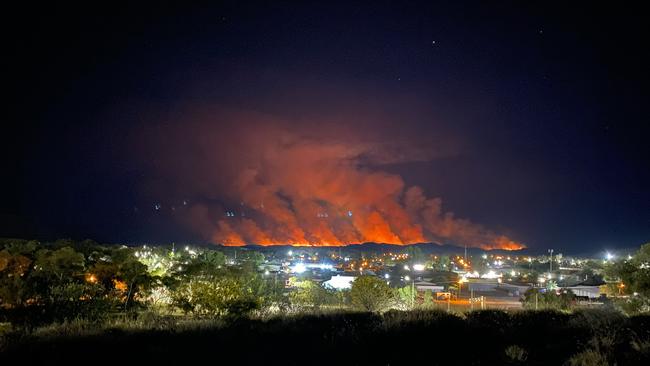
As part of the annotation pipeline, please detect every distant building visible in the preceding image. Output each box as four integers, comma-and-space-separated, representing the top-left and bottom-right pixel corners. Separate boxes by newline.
563, 285, 601, 299
497, 283, 532, 296
414, 281, 444, 292
467, 279, 500, 292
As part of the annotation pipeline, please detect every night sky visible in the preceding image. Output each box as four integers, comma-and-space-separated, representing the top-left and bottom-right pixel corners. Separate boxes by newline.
3, 2, 649, 254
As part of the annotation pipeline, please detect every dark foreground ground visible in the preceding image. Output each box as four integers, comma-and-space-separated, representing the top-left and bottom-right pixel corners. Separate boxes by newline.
1, 309, 649, 365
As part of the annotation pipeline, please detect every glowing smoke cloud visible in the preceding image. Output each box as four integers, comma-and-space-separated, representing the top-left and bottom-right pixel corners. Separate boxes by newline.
136, 107, 524, 251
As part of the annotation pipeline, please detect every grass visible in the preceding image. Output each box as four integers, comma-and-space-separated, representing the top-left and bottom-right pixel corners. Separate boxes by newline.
1, 309, 649, 365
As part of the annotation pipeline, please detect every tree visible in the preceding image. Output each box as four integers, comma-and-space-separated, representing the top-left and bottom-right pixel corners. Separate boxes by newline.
170, 277, 259, 317
521, 288, 575, 310
0, 249, 33, 308
436, 255, 451, 271
350, 275, 394, 312
240, 251, 265, 266
48, 282, 114, 322
422, 290, 433, 307
33, 247, 85, 283
289, 279, 333, 308
181, 250, 227, 277
607, 243, 650, 297
396, 284, 417, 309
118, 259, 151, 311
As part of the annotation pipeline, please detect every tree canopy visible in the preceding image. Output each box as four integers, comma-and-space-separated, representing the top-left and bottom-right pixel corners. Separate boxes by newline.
350, 275, 394, 312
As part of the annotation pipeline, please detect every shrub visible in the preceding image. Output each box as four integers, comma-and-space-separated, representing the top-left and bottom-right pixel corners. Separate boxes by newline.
567, 349, 608, 366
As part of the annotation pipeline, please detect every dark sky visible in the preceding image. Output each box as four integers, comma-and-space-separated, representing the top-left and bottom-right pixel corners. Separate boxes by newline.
3, 2, 649, 254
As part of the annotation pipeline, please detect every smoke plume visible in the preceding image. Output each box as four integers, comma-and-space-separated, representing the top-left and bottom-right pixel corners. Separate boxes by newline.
135, 106, 524, 250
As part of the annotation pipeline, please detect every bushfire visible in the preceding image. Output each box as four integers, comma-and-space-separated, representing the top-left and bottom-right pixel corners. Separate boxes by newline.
140, 109, 524, 251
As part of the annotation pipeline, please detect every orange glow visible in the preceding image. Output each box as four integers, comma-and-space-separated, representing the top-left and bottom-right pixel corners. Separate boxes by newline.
168, 116, 525, 251
113, 279, 128, 292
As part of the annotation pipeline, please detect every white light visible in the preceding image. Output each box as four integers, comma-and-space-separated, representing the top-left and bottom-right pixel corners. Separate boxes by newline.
324, 275, 355, 290
482, 270, 500, 279
482, 254, 488, 259
264, 270, 270, 275
301, 263, 334, 271
606, 252, 614, 261
185, 246, 189, 251
404, 275, 411, 281
404, 265, 410, 271
413, 264, 425, 271
384, 273, 390, 279
288, 250, 293, 256
510, 270, 516, 277
292, 263, 306, 274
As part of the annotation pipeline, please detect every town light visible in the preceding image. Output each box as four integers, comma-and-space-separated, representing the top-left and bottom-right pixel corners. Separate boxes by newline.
606, 252, 614, 261
482, 270, 499, 279
384, 273, 390, 279
413, 264, 425, 271
292, 263, 306, 274
404, 275, 411, 281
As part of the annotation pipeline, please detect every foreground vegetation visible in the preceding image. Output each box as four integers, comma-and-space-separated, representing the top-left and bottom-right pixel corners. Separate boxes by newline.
2, 238, 650, 364
1, 309, 649, 365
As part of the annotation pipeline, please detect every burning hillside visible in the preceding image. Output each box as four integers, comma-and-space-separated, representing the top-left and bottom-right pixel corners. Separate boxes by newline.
135, 107, 524, 251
